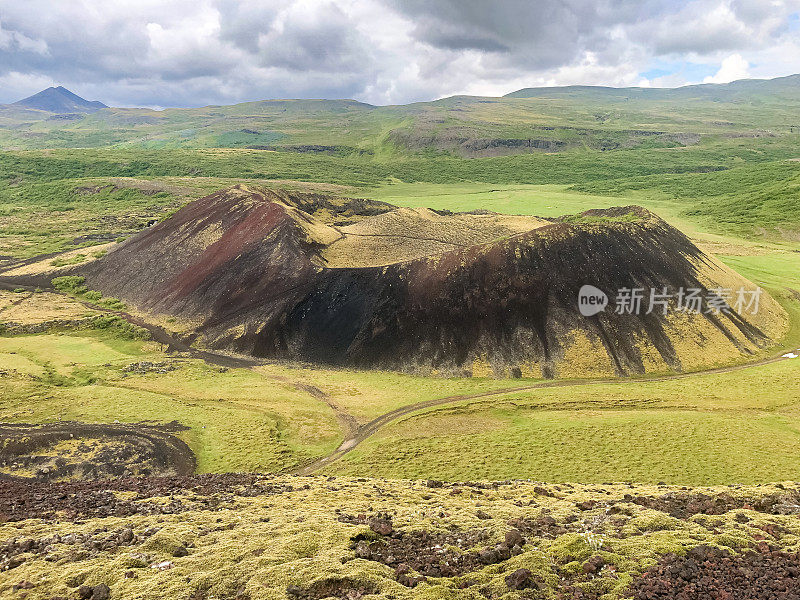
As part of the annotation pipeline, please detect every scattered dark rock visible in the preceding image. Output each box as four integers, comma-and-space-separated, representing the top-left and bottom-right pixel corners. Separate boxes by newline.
507, 513, 569, 539
351, 528, 497, 582
533, 486, 557, 497
12, 580, 34, 591
122, 361, 180, 375
91, 584, 111, 600
505, 529, 524, 547
77, 586, 93, 599
0, 474, 288, 522
628, 545, 800, 599
0, 527, 159, 571
629, 488, 800, 519
369, 517, 393, 536
395, 563, 425, 588
286, 578, 377, 600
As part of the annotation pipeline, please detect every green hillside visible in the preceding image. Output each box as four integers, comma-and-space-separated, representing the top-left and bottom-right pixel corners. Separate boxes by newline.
2, 75, 800, 154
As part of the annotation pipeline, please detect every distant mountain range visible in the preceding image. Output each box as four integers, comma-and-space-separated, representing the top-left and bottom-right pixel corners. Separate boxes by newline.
1, 74, 799, 151
12, 86, 107, 113
505, 73, 800, 101
9, 74, 800, 113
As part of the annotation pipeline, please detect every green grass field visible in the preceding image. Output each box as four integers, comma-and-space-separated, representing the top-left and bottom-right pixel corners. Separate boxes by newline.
326, 357, 800, 484
0, 331, 340, 472
2, 140, 797, 258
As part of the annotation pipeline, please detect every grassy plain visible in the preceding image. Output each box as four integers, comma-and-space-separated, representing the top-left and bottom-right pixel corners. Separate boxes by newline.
326, 357, 800, 484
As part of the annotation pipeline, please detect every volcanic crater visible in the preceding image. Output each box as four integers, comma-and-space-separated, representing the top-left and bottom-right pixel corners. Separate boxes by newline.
77, 185, 785, 377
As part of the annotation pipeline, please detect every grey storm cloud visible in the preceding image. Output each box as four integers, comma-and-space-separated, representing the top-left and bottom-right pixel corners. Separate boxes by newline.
626, 0, 797, 55
252, 4, 374, 72
389, 0, 644, 64
0, 0, 798, 107
215, 0, 373, 72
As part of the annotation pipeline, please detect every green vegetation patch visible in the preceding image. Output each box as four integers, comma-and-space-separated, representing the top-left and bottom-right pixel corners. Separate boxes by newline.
214, 129, 285, 147
328, 403, 800, 484
0, 332, 342, 472
569, 160, 800, 238
52, 276, 127, 311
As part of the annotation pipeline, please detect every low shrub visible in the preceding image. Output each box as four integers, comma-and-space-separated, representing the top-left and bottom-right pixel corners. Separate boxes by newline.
51, 275, 88, 294
89, 315, 149, 340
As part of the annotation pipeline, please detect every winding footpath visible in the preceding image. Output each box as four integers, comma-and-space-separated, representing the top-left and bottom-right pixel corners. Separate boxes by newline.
295, 348, 798, 474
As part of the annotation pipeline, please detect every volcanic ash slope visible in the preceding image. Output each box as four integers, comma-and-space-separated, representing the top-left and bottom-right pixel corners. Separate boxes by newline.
81, 185, 787, 377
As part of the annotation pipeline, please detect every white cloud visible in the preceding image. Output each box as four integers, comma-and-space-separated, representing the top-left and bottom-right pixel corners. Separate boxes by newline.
0, 71, 54, 98
0, 0, 798, 106
704, 53, 751, 83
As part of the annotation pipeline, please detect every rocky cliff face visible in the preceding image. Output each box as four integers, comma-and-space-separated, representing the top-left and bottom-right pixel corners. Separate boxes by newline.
81, 186, 786, 377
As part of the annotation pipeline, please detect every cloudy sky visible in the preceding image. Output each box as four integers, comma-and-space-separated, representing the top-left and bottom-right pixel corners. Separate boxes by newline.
1, 0, 799, 108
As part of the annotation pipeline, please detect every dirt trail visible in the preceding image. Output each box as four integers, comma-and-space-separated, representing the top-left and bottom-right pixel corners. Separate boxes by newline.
296, 350, 797, 475
0, 422, 196, 480
295, 382, 360, 439
1, 277, 797, 478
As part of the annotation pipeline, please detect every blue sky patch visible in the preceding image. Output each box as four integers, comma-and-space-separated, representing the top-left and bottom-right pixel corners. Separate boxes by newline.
640, 60, 718, 84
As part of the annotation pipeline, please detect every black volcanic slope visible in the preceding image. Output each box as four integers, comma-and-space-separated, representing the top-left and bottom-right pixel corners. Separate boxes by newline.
13, 86, 107, 113
79, 186, 783, 377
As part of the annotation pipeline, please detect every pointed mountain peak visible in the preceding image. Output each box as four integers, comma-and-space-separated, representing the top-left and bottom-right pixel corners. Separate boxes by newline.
13, 86, 107, 113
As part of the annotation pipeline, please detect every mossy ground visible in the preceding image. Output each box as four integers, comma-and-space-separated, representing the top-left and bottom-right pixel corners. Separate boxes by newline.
3, 477, 800, 599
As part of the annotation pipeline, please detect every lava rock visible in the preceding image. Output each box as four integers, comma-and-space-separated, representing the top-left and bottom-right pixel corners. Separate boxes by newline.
92, 584, 111, 600
505, 529, 525, 547
505, 568, 533, 590
582, 555, 605, 574
77, 586, 93, 600
629, 545, 800, 599
369, 517, 393, 536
